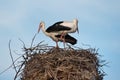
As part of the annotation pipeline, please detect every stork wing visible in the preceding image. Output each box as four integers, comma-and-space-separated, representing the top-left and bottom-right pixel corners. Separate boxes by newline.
46, 21, 71, 33
55, 34, 77, 45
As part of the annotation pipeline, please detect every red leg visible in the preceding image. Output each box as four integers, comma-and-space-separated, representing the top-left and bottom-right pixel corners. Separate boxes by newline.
60, 32, 64, 40
56, 41, 59, 48
63, 39, 65, 49
62, 36, 66, 49
59, 32, 66, 48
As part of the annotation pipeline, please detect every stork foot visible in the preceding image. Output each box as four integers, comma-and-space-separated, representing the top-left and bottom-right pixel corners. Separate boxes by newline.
55, 46, 59, 48
55, 42, 59, 49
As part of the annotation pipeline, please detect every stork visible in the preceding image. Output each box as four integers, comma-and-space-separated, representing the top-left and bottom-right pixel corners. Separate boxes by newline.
38, 19, 79, 47
37, 21, 77, 48
46, 19, 79, 37
56, 34, 77, 45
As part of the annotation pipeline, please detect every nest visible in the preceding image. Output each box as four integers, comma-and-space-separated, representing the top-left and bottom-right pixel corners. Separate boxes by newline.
17, 43, 105, 80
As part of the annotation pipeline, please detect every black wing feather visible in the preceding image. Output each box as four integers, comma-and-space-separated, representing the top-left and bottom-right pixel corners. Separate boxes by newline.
46, 21, 71, 32
55, 34, 77, 45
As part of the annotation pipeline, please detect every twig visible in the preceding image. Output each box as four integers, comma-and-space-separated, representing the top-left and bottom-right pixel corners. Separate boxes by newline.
81, 43, 91, 48
19, 38, 26, 49
0, 63, 13, 75
30, 33, 37, 48
9, 40, 17, 73
14, 61, 25, 80
0, 54, 25, 75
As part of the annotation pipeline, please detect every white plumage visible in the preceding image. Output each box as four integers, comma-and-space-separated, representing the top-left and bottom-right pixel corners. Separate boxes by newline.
59, 19, 79, 34
37, 19, 79, 48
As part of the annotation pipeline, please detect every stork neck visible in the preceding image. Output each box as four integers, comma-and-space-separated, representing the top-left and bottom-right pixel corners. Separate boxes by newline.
41, 24, 49, 36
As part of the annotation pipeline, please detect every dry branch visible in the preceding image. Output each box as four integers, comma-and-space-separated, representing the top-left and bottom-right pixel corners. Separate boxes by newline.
8, 40, 17, 73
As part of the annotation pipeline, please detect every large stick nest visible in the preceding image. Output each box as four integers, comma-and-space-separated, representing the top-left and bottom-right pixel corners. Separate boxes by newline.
18, 43, 105, 80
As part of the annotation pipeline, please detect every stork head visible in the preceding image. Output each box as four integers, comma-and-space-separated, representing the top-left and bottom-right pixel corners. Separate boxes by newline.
73, 19, 78, 24
73, 19, 79, 34
38, 21, 45, 33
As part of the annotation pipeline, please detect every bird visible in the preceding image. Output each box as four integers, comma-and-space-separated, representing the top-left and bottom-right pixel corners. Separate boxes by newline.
38, 19, 79, 47
37, 21, 77, 48
55, 34, 77, 45
46, 19, 79, 37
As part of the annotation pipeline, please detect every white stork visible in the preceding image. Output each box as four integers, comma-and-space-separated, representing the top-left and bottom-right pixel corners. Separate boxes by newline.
56, 34, 77, 46
45, 19, 79, 37
38, 19, 79, 47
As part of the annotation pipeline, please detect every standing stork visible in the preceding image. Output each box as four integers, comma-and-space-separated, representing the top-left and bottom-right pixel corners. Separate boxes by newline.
37, 21, 77, 48
38, 19, 79, 47
56, 34, 77, 45
46, 19, 79, 37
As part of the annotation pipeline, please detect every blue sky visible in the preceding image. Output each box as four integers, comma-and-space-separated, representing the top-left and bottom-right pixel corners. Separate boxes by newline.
0, 0, 120, 80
